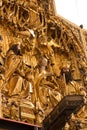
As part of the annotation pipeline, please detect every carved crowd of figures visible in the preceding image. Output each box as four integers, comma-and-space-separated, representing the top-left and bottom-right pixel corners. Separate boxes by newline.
0, 0, 86, 126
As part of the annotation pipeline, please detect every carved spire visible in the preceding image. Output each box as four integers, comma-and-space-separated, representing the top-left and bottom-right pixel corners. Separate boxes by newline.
37, 0, 56, 15
48, 0, 56, 15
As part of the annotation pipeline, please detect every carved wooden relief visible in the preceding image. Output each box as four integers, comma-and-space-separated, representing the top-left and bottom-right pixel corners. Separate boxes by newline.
0, 0, 87, 129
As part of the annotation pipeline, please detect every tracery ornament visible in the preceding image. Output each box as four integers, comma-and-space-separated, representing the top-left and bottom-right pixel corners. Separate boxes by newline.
0, 0, 86, 128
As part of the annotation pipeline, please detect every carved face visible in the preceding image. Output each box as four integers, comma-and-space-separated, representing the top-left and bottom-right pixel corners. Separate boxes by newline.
25, 71, 34, 82
40, 57, 48, 67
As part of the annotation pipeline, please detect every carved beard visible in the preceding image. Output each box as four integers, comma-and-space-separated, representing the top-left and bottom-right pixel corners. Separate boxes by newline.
9, 44, 21, 55
64, 71, 72, 83
14, 48, 21, 55
61, 68, 72, 83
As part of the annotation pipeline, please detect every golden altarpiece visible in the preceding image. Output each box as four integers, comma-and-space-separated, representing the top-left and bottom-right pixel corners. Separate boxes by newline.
0, 0, 87, 129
